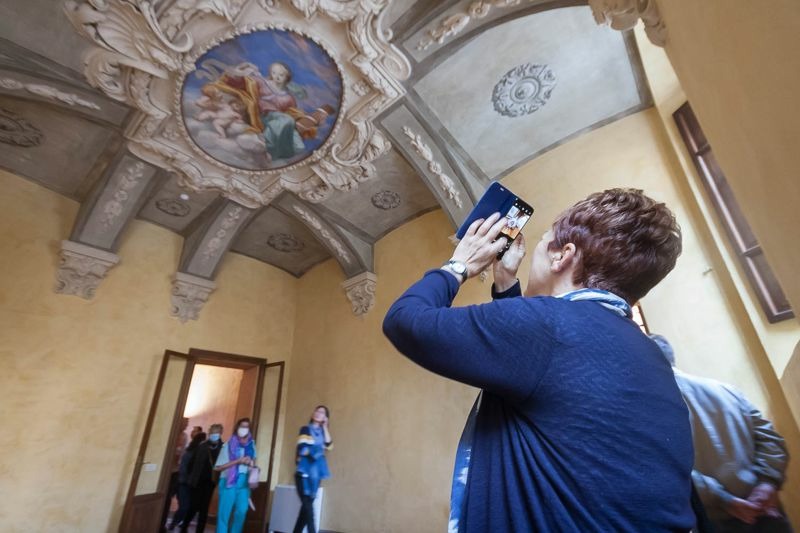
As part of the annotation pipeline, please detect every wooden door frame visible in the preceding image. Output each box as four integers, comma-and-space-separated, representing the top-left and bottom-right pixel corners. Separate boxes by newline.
187, 348, 268, 437
119, 349, 192, 532
120, 348, 271, 533
263, 361, 285, 502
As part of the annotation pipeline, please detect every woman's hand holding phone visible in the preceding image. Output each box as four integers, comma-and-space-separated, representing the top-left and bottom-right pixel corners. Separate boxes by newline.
493, 233, 526, 292
450, 213, 509, 280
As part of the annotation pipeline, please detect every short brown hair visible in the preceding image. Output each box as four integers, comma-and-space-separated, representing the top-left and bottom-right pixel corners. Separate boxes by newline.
549, 189, 681, 303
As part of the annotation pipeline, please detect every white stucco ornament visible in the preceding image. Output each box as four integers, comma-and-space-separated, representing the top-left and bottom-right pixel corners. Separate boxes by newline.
64, 0, 411, 208
588, 0, 666, 47
492, 63, 556, 118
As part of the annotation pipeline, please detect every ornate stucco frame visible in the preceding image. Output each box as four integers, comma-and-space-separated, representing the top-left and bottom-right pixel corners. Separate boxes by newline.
64, 0, 411, 208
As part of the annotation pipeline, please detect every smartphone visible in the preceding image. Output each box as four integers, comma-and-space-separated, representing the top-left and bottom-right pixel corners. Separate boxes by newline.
456, 182, 534, 259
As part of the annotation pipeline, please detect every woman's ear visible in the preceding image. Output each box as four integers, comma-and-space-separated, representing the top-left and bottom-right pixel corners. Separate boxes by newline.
550, 243, 577, 273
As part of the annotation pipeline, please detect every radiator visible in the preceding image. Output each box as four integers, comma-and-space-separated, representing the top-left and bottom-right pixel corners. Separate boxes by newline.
269, 484, 323, 533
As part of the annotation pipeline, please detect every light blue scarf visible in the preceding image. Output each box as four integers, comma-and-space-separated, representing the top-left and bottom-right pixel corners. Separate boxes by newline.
447, 288, 631, 533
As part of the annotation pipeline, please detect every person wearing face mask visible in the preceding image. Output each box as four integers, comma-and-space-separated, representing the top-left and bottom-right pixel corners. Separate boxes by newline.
293, 405, 333, 533
214, 418, 256, 533
182, 423, 224, 533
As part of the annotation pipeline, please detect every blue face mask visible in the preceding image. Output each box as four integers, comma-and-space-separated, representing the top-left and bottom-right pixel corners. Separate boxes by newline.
209, 433, 221, 442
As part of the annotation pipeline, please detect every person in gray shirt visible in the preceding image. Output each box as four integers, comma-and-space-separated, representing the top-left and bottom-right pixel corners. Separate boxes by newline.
650, 334, 792, 533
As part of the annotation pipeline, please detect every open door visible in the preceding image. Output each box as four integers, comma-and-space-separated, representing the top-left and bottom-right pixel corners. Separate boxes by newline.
119, 350, 194, 533
245, 361, 285, 533
119, 349, 281, 533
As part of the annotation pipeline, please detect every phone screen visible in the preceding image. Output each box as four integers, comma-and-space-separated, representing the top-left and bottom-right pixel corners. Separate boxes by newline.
497, 198, 533, 257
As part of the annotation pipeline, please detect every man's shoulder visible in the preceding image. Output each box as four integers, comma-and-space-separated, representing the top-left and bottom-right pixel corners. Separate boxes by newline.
674, 369, 746, 403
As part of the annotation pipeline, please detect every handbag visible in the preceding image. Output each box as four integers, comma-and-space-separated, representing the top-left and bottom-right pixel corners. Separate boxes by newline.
248, 465, 261, 489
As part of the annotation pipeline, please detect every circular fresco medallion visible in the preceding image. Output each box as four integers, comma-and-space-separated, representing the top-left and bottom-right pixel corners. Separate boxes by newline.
155, 198, 191, 217
371, 190, 401, 210
181, 28, 343, 172
267, 233, 305, 253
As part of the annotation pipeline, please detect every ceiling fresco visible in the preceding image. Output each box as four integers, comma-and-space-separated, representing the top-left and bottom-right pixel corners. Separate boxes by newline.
0, 0, 665, 319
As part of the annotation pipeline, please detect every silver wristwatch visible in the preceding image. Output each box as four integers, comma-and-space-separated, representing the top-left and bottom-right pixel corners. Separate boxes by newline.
443, 259, 468, 281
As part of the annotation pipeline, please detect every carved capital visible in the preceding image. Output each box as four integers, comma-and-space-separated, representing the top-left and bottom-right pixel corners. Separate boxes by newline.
171, 272, 216, 323
341, 271, 377, 316
55, 240, 120, 299
588, 0, 666, 47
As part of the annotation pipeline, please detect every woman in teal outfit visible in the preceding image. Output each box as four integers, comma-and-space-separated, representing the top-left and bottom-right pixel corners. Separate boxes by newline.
214, 418, 256, 533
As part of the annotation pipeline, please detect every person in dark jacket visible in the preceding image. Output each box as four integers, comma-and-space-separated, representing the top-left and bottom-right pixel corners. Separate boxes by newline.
181, 423, 224, 533
170, 431, 205, 530
383, 188, 695, 532
293, 405, 333, 533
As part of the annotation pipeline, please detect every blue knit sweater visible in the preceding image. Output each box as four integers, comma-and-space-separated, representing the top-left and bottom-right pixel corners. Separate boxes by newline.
383, 270, 695, 532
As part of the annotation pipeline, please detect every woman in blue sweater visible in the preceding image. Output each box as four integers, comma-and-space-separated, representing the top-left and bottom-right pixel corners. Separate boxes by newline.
293, 405, 333, 533
383, 189, 695, 532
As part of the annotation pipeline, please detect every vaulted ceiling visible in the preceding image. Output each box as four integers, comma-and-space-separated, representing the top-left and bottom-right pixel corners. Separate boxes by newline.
0, 0, 656, 319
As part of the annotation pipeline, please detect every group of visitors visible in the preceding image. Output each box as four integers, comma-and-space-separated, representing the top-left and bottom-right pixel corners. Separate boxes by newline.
161, 408, 331, 533
163, 188, 790, 533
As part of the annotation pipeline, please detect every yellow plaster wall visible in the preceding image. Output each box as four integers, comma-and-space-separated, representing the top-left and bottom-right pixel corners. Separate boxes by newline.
279, 110, 798, 531
633, 26, 800, 381
0, 169, 298, 532
654, 0, 800, 324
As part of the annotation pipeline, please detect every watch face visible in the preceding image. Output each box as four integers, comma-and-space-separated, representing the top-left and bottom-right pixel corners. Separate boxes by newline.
451, 262, 467, 274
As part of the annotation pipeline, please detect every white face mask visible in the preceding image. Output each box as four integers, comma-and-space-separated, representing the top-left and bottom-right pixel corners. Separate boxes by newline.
237, 427, 249, 438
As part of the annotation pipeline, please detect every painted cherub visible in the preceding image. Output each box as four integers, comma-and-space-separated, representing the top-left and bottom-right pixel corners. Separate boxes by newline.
195, 85, 246, 137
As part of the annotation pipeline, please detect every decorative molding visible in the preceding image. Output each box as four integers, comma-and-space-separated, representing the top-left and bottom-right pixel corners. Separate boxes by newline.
371, 189, 401, 210
401, 126, 463, 209
171, 271, 216, 322
156, 198, 191, 217
341, 271, 376, 316
100, 161, 147, 227
64, 0, 412, 208
492, 63, 556, 118
416, 0, 523, 51
0, 77, 102, 110
292, 205, 353, 264
160, 0, 236, 41
352, 78, 370, 96
201, 204, 244, 263
267, 232, 305, 252
0, 107, 43, 147
55, 240, 120, 299
588, 0, 666, 47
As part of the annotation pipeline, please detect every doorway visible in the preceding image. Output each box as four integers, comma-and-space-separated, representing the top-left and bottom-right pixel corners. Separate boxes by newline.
119, 349, 285, 533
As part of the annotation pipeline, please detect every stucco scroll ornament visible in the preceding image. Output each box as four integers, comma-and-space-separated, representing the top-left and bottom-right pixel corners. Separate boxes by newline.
63, 0, 194, 103
292, 205, 353, 264
55, 240, 120, 300
161, 0, 237, 40
0, 78, 101, 111
171, 272, 216, 322
588, 0, 666, 46
402, 126, 464, 209
341, 271, 377, 316
0, 108, 43, 147
416, 0, 523, 51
